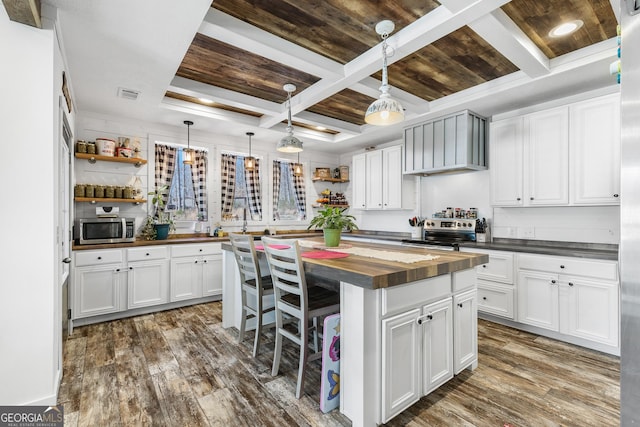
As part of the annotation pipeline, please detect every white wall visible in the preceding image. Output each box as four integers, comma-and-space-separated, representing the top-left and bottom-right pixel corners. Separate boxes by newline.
0, 11, 59, 404
75, 113, 343, 234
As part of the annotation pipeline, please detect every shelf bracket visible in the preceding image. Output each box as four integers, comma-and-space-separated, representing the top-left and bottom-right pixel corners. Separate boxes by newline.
88, 156, 97, 164
134, 161, 143, 167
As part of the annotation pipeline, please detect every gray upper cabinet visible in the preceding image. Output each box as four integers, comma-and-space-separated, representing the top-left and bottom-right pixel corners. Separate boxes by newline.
404, 111, 487, 175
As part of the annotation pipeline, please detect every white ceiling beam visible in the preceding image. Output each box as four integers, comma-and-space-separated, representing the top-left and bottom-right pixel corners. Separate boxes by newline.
199, 9, 344, 80
609, 0, 621, 23
467, 8, 550, 77
293, 111, 362, 135
160, 96, 262, 126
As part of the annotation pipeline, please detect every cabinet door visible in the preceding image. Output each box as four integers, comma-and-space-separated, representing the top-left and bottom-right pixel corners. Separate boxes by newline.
453, 290, 477, 374
382, 145, 403, 209
202, 254, 223, 296
366, 150, 383, 209
490, 118, 524, 206
570, 94, 620, 205
477, 280, 514, 319
525, 107, 569, 205
74, 265, 122, 318
128, 259, 169, 309
351, 153, 367, 209
422, 298, 453, 394
381, 308, 421, 423
170, 257, 202, 301
517, 270, 559, 331
561, 277, 619, 346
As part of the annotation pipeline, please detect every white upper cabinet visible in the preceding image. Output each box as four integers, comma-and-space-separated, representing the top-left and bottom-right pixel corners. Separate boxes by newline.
490, 93, 619, 207
569, 93, 620, 205
352, 145, 414, 210
490, 118, 524, 206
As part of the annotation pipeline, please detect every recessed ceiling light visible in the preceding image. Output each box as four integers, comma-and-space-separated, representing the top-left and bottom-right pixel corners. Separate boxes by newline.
316, 126, 327, 130
198, 97, 214, 104
549, 20, 584, 38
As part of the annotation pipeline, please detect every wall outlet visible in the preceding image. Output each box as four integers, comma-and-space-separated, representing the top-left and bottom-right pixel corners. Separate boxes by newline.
519, 226, 535, 238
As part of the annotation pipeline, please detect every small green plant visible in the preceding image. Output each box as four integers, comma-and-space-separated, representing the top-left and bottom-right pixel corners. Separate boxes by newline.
307, 206, 358, 231
141, 185, 175, 240
139, 215, 157, 241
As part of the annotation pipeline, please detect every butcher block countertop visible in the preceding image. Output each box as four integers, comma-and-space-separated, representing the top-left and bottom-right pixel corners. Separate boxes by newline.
221, 237, 488, 290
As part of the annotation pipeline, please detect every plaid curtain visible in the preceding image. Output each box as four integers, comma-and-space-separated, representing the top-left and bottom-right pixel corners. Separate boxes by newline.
272, 160, 282, 221
190, 149, 208, 219
221, 154, 237, 219
290, 163, 307, 220
154, 144, 177, 215
246, 158, 262, 220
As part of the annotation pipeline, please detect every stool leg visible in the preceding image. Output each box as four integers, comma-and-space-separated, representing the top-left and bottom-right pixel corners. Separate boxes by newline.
296, 317, 310, 399
238, 288, 247, 344
252, 291, 263, 358
272, 310, 283, 376
312, 316, 319, 353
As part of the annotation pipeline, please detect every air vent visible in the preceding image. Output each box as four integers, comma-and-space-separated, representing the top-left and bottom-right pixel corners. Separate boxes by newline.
117, 87, 140, 100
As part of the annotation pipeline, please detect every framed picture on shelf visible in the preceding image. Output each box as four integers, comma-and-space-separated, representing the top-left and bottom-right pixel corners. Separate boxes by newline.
314, 168, 331, 179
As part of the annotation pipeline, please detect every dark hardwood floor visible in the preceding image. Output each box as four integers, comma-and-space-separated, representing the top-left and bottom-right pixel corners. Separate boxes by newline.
58, 302, 620, 426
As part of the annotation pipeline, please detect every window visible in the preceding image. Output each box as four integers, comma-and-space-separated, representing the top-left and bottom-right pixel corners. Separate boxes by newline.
221, 153, 262, 221
154, 143, 208, 221
273, 160, 306, 221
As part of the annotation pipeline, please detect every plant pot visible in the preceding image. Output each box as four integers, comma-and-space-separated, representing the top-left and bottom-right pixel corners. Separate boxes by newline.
154, 223, 170, 240
323, 228, 341, 247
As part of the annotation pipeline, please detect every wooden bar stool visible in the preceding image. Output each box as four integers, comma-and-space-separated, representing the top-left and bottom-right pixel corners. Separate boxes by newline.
261, 236, 340, 399
229, 233, 275, 358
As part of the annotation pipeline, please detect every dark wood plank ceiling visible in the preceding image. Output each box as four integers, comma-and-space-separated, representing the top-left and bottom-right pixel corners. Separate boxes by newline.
172, 0, 617, 133
212, 0, 440, 64
177, 34, 320, 103
383, 26, 519, 101
502, 0, 617, 58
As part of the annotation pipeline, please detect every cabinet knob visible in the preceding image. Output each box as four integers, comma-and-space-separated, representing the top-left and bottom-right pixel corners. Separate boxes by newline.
199, 249, 203, 252
97, 256, 102, 260
129, 266, 133, 270
560, 265, 565, 269
146, 253, 150, 256
458, 303, 463, 308
551, 279, 557, 284
568, 282, 574, 287
614, 194, 619, 198
530, 197, 534, 200
115, 268, 120, 272
482, 296, 487, 300
482, 264, 487, 268
195, 260, 198, 264
204, 260, 207, 263
516, 197, 521, 201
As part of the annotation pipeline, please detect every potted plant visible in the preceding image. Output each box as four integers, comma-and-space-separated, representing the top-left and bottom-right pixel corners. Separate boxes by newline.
307, 206, 358, 247
142, 185, 175, 240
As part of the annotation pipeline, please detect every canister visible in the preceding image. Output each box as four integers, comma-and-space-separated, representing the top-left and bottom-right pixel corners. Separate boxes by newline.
74, 184, 85, 197
114, 186, 123, 199
105, 185, 115, 198
86, 142, 96, 154
85, 184, 95, 198
76, 140, 87, 153
94, 185, 105, 198
123, 186, 134, 199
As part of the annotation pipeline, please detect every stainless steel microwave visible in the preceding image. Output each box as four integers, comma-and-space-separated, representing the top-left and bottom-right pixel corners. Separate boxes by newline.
74, 217, 135, 244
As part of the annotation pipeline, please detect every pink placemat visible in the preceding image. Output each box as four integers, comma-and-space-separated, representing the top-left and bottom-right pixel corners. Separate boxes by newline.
302, 250, 350, 259
254, 244, 291, 250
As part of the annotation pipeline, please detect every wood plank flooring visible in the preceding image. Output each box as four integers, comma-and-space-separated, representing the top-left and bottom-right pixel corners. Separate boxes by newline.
58, 302, 620, 426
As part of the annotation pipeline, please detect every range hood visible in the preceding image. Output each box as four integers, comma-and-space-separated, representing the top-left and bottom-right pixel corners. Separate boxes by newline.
403, 110, 487, 176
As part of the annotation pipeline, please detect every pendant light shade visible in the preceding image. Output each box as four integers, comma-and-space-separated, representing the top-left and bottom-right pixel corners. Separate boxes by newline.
277, 84, 303, 153
183, 120, 194, 165
244, 131, 255, 171
293, 152, 303, 177
364, 20, 404, 126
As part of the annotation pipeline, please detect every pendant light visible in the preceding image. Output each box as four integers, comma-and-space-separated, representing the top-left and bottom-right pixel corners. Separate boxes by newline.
183, 120, 194, 165
293, 152, 303, 177
277, 84, 303, 153
364, 20, 404, 126
244, 131, 255, 171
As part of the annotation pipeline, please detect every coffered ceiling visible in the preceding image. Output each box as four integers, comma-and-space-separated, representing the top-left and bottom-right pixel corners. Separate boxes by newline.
47, 0, 620, 153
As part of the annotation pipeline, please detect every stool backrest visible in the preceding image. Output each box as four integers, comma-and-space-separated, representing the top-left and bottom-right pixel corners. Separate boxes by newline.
229, 233, 263, 287
261, 236, 307, 320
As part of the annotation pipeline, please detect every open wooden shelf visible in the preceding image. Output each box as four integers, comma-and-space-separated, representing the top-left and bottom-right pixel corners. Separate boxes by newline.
75, 152, 147, 167
75, 197, 146, 204
312, 177, 349, 184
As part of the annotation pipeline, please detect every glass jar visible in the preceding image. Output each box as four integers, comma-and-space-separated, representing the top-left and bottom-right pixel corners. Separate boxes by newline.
105, 185, 115, 198
85, 184, 95, 198
94, 185, 105, 198
74, 184, 85, 197
123, 186, 134, 199
469, 208, 478, 219
86, 142, 96, 154
76, 140, 87, 153
114, 186, 123, 199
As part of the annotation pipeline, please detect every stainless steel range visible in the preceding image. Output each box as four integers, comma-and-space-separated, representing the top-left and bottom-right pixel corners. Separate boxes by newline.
402, 218, 478, 251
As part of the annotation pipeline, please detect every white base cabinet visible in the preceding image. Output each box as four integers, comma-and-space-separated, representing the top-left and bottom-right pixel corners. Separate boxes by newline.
72, 242, 222, 325
453, 290, 478, 374
517, 253, 619, 347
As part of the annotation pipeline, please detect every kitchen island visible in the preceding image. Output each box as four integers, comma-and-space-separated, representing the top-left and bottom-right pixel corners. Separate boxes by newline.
221, 238, 488, 426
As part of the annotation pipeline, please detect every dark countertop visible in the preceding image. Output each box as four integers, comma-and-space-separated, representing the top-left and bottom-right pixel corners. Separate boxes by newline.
222, 237, 488, 290
72, 229, 618, 261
